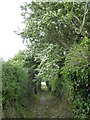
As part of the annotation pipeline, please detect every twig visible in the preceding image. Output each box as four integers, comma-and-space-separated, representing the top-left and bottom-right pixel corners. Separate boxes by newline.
79, 3, 88, 34
73, 15, 82, 25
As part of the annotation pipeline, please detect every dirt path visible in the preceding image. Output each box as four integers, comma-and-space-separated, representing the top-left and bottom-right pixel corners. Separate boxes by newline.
4, 92, 74, 118
21, 92, 74, 118
38, 92, 47, 118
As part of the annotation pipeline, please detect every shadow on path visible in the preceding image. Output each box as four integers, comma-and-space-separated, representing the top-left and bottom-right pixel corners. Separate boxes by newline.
38, 92, 47, 118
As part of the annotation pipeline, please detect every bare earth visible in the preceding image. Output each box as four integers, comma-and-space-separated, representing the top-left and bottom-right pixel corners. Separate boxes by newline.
17, 91, 74, 118
38, 92, 46, 118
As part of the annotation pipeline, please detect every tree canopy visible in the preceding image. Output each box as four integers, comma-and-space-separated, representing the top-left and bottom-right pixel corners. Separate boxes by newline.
20, 1, 89, 118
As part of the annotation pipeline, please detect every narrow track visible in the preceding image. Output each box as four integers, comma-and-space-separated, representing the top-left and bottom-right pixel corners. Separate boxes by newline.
38, 92, 46, 118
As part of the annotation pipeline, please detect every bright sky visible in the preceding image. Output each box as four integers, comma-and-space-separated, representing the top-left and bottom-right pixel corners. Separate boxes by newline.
0, 0, 30, 61
41, 82, 46, 85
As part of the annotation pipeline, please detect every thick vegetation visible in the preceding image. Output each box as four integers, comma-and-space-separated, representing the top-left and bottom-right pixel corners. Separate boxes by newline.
2, 51, 39, 117
2, 1, 89, 118
61, 37, 89, 118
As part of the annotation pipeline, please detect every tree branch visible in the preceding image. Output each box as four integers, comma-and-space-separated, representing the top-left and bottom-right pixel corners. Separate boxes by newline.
73, 15, 82, 25
79, 3, 88, 34
71, 0, 74, 12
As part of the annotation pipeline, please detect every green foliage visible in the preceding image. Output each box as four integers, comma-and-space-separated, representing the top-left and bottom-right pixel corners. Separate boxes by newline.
21, 2, 89, 47
20, 2, 89, 118
2, 50, 41, 117
2, 1, 89, 118
2, 51, 30, 113
0, 59, 2, 119
61, 37, 90, 118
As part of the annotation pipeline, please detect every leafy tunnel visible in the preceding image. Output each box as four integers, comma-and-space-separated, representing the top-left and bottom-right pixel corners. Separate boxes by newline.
1, 1, 90, 119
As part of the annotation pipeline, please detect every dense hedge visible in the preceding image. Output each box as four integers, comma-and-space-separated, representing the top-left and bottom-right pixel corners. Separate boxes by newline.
61, 37, 90, 118
2, 51, 33, 114
2, 60, 29, 110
